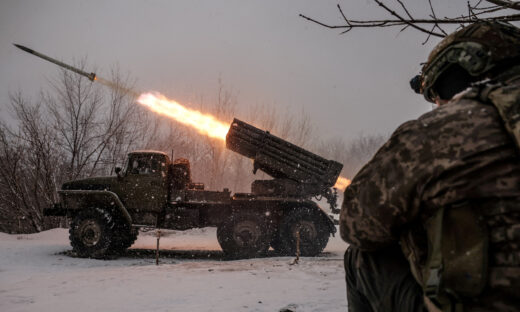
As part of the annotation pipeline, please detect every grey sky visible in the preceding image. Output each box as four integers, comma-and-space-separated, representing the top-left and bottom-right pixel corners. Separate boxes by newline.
0, 0, 474, 141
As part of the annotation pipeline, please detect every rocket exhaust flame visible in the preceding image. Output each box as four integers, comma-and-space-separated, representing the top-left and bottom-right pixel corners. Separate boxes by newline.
334, 176, 351, 190
137, 92, 230, 141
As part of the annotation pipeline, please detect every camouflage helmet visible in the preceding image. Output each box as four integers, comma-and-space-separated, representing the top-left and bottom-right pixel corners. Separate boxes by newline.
419, 21, 520, 102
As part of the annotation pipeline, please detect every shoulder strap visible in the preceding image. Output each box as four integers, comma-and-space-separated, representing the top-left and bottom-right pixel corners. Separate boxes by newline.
423, 208, 462, 312
423, 208, 443, 298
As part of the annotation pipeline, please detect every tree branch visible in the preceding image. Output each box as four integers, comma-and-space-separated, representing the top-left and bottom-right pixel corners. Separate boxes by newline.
485, 0, 520, 10
300, 1, 520, 42
300, 12, 520, 28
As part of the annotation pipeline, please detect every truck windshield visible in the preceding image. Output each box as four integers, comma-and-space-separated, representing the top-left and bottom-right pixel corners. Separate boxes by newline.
127, 154, 165, 175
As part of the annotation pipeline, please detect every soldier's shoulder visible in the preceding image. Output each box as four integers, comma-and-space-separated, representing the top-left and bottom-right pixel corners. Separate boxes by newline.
389, 90, 504, 142
394, 106, 460, 135
393, 119, 422, 136
419, 97, 490, 125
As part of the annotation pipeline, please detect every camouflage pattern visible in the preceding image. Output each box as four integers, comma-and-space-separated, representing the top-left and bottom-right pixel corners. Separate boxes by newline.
487, 71, 520, 151
340, 68, 520, 311
421, 21, 520, 102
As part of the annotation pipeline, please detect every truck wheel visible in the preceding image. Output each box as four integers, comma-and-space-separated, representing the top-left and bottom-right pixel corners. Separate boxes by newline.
217, 212, 271, 259
111, 226, 138, 253
278, 208, 330, 257
122, 228, 138, 248
69, 208, 115, 259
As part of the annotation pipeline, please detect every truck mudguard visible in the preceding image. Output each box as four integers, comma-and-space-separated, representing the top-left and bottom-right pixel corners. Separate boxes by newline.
58, 190, 132, 225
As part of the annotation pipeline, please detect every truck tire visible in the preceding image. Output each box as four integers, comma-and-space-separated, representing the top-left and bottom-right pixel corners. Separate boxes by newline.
277, 208, 330, 257
69, 207, 116, 259
111, 226, 138, 253
217, 212, 271, 259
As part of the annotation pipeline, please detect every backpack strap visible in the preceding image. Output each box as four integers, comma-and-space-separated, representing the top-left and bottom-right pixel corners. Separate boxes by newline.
423, 208, 464, 312
487, 83, 520, 149
423, 207, 443, 300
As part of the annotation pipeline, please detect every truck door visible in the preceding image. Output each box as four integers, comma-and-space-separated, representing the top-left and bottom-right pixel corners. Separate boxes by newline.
120, 154, 168, 213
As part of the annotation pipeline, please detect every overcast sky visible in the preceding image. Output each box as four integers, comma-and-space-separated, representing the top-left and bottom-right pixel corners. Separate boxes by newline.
0, 0, 486, 142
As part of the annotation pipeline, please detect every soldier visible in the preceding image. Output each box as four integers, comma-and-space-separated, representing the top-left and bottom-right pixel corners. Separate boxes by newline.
340, 21, 520, 311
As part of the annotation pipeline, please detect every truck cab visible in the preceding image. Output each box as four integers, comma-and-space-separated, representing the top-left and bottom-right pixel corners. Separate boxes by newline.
113, 151, 170, 222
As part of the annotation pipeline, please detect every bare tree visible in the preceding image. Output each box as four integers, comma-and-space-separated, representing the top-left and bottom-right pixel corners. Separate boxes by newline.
92, 68, 160, 175
201, 79, 237, 190
0, 64, 156, 233
301, 0, 520, 43
45, 65, 157, 179
45, 64, 103, 180
344, 133, 387, 176
0, 93, 62, 233
316, 134, 388, 179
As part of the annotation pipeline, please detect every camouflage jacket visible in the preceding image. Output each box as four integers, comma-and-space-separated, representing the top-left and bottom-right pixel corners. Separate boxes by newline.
340, 70, 520, 303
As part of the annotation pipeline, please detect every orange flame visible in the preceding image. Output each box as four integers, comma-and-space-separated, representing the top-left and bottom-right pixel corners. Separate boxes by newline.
334, 176, 351, 190
137, 92, 229, 141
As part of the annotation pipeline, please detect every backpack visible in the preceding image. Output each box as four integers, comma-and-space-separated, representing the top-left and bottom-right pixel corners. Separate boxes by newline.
401, 203, 489, 312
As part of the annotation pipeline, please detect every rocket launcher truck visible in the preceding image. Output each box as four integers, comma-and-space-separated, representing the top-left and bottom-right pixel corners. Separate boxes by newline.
45, 118, 343, 259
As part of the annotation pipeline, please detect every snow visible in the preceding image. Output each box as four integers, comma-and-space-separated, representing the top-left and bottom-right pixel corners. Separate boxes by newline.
0, 228, 348, 312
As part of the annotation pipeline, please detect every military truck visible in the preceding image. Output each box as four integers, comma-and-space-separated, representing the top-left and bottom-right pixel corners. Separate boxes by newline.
45, 119, 343, 259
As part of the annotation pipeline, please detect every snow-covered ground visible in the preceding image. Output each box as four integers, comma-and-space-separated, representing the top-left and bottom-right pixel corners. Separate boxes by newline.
0, 228, 348, 312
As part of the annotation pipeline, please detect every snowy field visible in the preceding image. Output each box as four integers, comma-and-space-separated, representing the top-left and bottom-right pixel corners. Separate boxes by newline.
0, 227, 348, 312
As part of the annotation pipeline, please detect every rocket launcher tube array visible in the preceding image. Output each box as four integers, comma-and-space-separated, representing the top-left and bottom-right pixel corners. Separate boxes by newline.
226, 118, 343, 188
